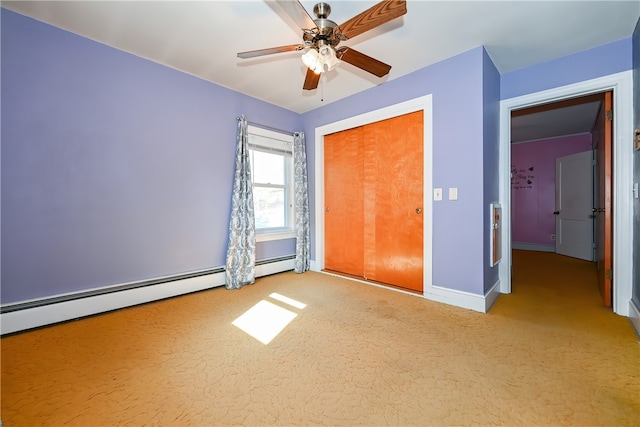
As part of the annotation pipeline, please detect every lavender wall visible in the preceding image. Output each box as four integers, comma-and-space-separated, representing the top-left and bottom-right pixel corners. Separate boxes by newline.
511, 135, 592, 248
503, 35, 634, 309
3, 9, 635, 306
632, 17, 640, 307
303, 37, 633, 297
302, 47, 491, 296
501, 38, 633, 100
1, 10, 299, 303
482, 49, 501, 293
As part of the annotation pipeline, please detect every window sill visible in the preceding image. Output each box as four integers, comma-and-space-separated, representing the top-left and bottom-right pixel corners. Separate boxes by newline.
256, 231, 296, 242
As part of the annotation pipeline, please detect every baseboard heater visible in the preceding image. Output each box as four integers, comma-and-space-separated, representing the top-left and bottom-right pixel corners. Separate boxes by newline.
1, 255, 296, 335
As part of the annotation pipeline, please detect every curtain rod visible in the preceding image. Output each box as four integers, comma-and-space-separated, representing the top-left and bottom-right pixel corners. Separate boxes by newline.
236, 116, 296, 136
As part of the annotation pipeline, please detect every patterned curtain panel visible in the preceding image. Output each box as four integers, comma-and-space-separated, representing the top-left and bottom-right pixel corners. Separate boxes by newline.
293, 132, 310, 273
225, 116, 256, 289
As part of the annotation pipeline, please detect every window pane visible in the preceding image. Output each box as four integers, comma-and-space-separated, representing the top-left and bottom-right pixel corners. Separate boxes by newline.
253, 187, 286, 228
252, 151, 285, 185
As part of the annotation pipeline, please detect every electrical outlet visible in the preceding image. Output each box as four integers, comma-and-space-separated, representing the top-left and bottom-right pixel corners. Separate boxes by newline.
551, 234, 556, 241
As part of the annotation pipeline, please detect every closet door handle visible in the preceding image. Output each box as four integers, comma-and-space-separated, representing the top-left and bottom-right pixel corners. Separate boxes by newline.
416, 208, 422, 214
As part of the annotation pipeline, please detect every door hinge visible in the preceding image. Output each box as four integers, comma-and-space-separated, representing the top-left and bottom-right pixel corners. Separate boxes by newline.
606, 269, 613, 280
606, 110, 613, 121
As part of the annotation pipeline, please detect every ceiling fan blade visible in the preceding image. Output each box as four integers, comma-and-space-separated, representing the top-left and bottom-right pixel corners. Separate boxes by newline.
336, 0, 407, 40
303, 68, 321, 90
237, 44, 305, 59
270, 0, 316, 31
336, 47, 391, 77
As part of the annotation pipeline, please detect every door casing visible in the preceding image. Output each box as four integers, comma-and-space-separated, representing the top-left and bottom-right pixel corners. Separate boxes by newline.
499, 71, 634, 316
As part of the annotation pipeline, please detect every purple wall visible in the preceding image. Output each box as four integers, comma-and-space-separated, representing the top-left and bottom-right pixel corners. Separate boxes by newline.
303, 36, 633, 297
1, 10, 299, 303
511, 135, 592, 247
303, 47, 491, 295
632, 17, 640, 306
501, 38, 633, 100
2, 8, 636, 305
482, 48, 501, 292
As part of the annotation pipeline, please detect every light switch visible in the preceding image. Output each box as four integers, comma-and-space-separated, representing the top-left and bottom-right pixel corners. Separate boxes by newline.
434, 188, 443, 201
634, 182, 639, 199
449, 187, 458, 201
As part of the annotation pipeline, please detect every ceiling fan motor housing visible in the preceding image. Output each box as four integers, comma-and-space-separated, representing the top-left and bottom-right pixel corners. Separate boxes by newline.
303, 2, 340, 48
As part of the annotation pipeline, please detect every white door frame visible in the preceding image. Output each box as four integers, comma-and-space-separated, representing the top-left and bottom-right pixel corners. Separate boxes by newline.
312, 95, 433, 295
499, 71, 634, 316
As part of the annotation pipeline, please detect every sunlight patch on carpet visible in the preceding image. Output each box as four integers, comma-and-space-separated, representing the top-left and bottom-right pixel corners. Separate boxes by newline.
232, 300, 298, 345
269, 292, 307, 309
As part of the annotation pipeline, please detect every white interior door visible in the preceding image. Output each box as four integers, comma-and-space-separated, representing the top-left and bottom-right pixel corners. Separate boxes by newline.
555, 150, 594, 261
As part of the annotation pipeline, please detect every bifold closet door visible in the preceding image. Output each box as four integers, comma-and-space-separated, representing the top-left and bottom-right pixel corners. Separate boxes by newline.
324, 126, 365, 276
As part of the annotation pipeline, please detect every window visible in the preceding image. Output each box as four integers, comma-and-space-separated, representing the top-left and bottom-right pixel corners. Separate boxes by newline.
248, 125, 295, 241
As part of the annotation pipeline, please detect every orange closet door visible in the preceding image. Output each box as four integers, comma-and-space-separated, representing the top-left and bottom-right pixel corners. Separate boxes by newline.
324, 127, 365, 276
364, 111, 424, 292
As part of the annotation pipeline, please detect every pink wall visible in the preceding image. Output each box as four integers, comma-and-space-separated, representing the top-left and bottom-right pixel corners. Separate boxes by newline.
511, 134, 592, 248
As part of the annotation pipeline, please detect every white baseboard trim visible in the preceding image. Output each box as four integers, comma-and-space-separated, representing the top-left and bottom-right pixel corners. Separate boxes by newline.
315, 264, 499, 314
512, 243, 555, 252
629, 299, 640, 337
484, 279, 502, 311
1, 258, 295, 335
256, 258, 295, 277
424, 284, 495, 313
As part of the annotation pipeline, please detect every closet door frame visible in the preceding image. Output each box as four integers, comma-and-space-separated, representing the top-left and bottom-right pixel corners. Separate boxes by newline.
313, 95, 433, 296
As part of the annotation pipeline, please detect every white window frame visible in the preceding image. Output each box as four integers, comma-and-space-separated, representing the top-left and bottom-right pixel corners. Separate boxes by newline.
247, 125, 296, 242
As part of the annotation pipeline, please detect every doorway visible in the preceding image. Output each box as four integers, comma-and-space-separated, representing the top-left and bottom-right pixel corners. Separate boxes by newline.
498, 71, 634, 316
509, 92, 607, 304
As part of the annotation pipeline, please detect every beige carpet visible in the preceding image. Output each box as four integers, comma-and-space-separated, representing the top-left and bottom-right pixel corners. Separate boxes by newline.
1, 250, 639, 426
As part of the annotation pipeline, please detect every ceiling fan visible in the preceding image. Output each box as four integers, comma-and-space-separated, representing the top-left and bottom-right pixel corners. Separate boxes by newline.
237, 0, 407, 90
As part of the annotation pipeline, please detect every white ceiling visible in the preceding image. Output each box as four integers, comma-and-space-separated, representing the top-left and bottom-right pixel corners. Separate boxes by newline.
3, 0, 639, 141
511, 99, 603, 144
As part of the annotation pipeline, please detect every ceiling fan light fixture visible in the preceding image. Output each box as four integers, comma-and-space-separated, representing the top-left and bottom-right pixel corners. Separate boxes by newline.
321, 45, 340, 71
302, 45, 340, 74
301, 48, 319, 69
302, 47, 324, 74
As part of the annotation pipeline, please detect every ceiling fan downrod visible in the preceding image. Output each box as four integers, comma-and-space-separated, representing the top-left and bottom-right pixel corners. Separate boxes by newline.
313, 2, 331, 19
